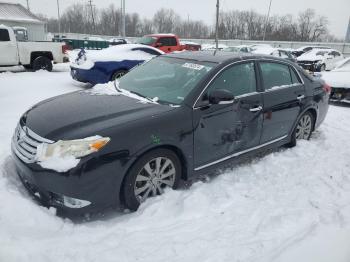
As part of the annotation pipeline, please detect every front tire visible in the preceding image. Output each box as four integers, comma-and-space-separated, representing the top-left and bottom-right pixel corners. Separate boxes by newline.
32, 56, 53, 72
122, 149, 181, 211
287, 111, 314, 148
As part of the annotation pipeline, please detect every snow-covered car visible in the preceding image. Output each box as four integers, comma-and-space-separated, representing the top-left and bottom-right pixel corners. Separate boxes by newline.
109, 38, 128, 46
70, 44, 164, 84
0, 24, 67, 71
252, 47, 297, 62
249, 44, 273, 52
11, 52, 330, 215
222, 45, 252, 53
201, 43, 229, 51
292, 46, 331, 57
320, 57, 350, 103
297, 49, 344, 72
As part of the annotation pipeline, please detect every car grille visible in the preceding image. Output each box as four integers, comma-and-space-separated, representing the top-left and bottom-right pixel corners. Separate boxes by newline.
12, 124, 54, 163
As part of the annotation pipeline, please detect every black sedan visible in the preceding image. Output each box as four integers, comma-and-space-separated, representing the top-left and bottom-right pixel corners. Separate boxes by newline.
11, 52, 330, 215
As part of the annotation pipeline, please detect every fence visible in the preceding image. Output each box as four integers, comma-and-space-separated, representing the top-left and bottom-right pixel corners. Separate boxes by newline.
51, 32, 350, 57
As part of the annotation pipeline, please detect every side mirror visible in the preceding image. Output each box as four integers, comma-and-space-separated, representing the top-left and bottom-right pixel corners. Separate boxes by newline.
155, 42, 163, 47
209, 89, 235, 105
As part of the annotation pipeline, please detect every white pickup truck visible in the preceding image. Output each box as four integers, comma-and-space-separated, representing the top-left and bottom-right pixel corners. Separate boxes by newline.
0, 25, 66, 71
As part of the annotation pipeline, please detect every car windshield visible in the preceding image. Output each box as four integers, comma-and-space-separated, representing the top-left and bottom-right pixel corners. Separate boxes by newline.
118, 57, 215, 105
135, 36, 157, 45
315, 51, 328, 56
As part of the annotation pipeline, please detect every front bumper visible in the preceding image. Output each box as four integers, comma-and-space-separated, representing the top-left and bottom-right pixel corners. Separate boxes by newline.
11, 146, 125, 217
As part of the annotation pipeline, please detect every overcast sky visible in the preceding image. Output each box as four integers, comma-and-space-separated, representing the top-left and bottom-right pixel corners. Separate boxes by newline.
7, 0, 350, 38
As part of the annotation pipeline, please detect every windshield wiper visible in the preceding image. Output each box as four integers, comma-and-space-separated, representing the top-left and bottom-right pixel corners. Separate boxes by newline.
128, 90, 158, 104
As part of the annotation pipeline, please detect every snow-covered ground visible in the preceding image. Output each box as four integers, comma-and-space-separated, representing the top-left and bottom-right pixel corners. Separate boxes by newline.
1, 67, 350, 262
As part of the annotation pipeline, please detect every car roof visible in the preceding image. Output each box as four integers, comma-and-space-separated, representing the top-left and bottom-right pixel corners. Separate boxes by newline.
163, 51, 291, 64
146, 33, 176, 37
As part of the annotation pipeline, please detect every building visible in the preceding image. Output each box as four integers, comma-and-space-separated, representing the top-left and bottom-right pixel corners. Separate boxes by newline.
346, 17, 350, 43
0, 2, 46, 41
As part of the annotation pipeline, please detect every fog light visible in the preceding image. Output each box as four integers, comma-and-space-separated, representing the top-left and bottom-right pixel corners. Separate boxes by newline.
63, 196, 91, 208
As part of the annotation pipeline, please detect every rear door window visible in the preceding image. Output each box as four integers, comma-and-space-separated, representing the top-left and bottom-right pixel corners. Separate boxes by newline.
290, 67, 302, 84
0, 29, 10, 41
260, 62, 293, 90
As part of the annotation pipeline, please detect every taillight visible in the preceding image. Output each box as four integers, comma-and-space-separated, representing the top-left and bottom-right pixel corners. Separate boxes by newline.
323, 83, 331, 94
62, 44, 70, 54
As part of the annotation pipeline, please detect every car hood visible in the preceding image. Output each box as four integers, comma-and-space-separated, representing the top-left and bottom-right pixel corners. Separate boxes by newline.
320, 71, 350, 89
297, 53, 325, 62
22, 90, 174, 141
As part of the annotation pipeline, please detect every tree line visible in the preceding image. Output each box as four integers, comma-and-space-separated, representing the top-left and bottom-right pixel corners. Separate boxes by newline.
40, 4, 338, 42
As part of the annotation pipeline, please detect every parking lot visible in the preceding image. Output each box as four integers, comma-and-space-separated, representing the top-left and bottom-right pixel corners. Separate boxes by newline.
1, 67, 350, 261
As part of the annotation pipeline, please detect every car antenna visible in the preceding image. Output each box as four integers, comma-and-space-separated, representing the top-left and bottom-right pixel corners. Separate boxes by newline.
214, 0, 220, 56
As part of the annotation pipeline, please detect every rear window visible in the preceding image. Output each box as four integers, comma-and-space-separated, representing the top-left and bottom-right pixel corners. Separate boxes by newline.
158, 37, 177, 46
0, 29, 10, 41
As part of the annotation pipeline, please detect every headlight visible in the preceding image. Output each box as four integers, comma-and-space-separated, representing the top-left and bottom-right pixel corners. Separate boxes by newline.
36, 136, 110, 161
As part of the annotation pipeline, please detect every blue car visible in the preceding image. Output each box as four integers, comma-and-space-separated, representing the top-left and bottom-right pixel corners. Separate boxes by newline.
70, 44, 164, 84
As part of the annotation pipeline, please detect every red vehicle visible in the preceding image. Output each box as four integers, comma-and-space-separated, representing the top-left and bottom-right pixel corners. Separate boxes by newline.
135, 34, 201, 53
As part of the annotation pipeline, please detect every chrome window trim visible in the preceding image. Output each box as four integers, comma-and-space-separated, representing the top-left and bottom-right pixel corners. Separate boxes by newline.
192, 58, 304, 109
194, 135, 288, 171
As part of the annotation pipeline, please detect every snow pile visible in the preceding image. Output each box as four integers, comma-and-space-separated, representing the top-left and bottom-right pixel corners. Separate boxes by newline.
87, 81, 159, 104
202, 43, 229, 50
37, 155, 79, 173
71, 44, 163, 70
1, 69, 350, 262
320, 58, 350, 88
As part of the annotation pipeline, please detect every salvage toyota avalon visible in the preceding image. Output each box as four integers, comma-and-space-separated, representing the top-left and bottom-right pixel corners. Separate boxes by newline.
12, 52, 330, 215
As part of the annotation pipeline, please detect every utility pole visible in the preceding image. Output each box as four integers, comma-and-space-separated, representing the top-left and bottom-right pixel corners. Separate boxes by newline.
215, 0, 219, 52
345, 17, 350, 43
263, 0, 272, 41
26, 0, 30, 11
57, 0, 61, 36
88, 0, 96, 34
121, 0, 126, 37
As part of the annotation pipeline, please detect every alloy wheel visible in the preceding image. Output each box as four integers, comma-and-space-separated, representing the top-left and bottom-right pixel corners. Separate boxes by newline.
134, 157, 176, 203
295, 114, 312, 140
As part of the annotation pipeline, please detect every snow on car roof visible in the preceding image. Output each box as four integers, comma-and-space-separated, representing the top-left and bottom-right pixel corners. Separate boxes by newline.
71, 44, 164, 70
295, 46, 332, 51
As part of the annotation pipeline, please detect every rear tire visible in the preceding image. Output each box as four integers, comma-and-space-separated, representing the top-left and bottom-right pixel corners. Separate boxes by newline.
111, 69, 128, 81
32, 56, 53, 72
286, 111, 314, 148
122, 149, 181, 211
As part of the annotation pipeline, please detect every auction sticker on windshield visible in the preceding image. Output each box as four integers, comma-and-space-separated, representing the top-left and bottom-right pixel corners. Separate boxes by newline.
182, 63, 205, 70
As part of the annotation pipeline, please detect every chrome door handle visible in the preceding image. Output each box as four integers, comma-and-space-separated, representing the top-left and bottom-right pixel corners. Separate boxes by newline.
297, 95, 305, 100
249, 106, 263, 112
